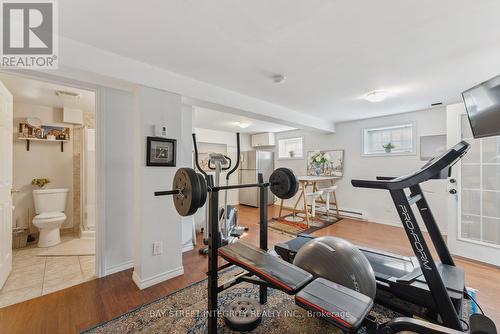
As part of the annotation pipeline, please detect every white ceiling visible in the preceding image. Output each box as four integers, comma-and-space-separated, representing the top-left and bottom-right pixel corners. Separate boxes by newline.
60, 1, 500, 123
0, 73, 95, 111
194, 107, 295, 134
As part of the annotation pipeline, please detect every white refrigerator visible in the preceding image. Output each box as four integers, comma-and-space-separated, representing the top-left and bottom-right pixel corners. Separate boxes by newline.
239, 151, 275, 207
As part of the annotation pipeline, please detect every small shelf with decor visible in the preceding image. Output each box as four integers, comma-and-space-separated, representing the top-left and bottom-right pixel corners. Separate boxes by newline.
17, 123, 71, 152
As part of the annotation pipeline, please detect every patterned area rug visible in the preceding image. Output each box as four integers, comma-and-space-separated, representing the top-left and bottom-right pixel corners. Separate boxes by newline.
269, 213, 342, 235
82, 269, 404, 334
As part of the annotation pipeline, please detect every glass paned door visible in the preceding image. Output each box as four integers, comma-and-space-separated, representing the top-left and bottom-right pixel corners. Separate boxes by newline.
460, 115, 500, 246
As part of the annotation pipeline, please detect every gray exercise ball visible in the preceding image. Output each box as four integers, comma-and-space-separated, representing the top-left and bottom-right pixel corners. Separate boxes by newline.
293, 236, 376, 299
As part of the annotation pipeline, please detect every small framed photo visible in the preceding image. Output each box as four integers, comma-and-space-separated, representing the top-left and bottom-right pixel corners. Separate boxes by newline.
146, 137, 176, 167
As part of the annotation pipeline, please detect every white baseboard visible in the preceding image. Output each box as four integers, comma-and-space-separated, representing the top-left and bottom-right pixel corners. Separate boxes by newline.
104, 260, 134, 276
79, 225, 96, 239
364, 216, 448, 235
132, 266, 184, 290
182, 243, 194, 252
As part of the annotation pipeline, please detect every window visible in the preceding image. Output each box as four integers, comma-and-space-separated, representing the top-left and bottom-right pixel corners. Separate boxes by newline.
363, 123, 415, 156
278, 137, 304, 159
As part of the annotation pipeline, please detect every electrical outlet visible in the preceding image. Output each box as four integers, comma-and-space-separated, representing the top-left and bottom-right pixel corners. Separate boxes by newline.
153, 241, 163, 255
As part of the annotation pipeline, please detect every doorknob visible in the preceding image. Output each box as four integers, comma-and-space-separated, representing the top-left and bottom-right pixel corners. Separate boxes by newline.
449, 189, 457, 195
449, 178, 456, 184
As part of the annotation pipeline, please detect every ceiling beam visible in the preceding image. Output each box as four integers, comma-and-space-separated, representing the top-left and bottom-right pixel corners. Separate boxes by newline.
46, 37, 335, 133
183, 97, 334, 133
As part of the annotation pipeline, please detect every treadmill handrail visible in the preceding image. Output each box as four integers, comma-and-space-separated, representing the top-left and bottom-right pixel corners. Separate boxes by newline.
352, 141, 469, 190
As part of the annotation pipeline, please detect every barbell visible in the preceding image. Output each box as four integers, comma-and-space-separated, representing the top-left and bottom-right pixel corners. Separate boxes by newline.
155, 167, 299, 217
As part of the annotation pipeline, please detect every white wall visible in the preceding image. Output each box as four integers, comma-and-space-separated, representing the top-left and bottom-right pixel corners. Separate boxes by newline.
275, 107, 450, 232
192, 127, 251, 231
98, 86, 195, 278
132, 86, 191, 289
194, 127, 252, 152
12, 103, 74, 232
101, 88, 135, 274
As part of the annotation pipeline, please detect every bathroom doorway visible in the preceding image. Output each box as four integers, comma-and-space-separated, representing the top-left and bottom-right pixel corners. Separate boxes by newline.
0, 73, 98, 307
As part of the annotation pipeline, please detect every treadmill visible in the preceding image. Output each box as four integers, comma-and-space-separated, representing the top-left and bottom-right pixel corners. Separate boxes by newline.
275, 141, 470, 328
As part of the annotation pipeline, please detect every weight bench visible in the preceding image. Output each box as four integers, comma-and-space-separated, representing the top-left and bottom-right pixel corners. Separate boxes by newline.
218, 242, 374, 333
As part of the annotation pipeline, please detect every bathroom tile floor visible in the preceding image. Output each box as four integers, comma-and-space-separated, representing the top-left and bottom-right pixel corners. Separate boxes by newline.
0, 235, 96, 308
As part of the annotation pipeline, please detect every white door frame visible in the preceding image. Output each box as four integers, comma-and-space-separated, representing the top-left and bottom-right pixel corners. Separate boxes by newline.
447, 103, 500, 266
0, 70, 106, 277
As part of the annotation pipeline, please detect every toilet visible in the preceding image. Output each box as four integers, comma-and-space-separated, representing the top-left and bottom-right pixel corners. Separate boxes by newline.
32, 188, 69, 247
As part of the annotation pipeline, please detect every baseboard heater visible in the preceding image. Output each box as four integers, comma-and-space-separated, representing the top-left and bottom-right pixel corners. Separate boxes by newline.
278, 205, 364, 220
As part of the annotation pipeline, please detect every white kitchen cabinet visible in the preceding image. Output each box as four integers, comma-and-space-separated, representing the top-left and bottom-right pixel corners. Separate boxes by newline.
251, 133, 276, 147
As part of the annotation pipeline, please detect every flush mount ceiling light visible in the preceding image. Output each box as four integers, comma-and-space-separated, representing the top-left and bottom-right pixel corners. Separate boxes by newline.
272, 74, 286, 84
236, 121, 250, 129
364, 90, 389, 103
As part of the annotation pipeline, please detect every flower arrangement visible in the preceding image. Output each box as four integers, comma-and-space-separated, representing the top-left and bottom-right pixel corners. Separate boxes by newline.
382, 142, 396, 153
32, 178, 50, 188
309, 151, 331, 176
310, 151, 331, 167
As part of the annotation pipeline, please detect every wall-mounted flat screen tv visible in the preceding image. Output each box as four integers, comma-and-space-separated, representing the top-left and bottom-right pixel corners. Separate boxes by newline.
462, 74, 500, 138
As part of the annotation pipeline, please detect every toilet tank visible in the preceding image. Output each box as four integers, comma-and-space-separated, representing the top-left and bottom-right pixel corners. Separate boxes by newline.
33, 188, 69, 214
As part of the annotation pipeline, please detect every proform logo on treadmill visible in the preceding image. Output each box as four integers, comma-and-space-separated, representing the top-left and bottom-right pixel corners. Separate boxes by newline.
398, 205, 432, 271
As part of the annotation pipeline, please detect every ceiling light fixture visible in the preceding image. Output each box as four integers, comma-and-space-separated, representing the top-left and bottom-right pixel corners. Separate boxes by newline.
364, 90, 389, 103
272, 74, 286, 84
236, 121, 250, 129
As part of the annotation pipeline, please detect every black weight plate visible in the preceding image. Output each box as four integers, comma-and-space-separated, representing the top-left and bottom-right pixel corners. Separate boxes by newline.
282, 167, 299, 199
270, 167, 299, 199
197, 173, 207, 207
223, 298, 262, 332
172, 168, 201, 216
269, 167, 292, 199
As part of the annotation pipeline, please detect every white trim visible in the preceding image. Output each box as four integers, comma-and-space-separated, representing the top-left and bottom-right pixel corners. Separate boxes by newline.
182, 243, 194, 253
456, 237, 500, 250
364, 215, 448, 235
132, 266, 184, 290
362, 121, 417, 156
277, 157, 306, 161
95, 87, 106, 278
277, 136, 305, 160
79, 226, 95, 239
104, 260, 134, 276
361, 152, 417, 158
1, 70, 107, 278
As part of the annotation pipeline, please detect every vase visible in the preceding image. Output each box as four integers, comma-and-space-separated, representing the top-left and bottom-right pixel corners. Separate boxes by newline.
385, 148, 392, 153
314, 166, 322, 176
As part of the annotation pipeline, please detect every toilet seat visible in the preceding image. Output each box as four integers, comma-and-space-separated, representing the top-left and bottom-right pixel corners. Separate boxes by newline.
33, 212, 66, 222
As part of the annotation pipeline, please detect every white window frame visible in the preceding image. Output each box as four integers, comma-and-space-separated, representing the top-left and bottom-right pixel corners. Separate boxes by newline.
362, 122, 417, 157
278, 136, 304, 160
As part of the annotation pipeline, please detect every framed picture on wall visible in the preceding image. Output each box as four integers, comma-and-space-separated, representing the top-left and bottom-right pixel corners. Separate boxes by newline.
147, 137, 177, 167
307, 149, 344, 177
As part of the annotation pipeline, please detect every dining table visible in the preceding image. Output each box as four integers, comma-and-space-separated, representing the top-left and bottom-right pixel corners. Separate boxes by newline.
276, 175, 340, 225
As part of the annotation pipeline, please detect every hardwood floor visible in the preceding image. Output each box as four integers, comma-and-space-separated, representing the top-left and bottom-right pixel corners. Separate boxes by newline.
0, 205, 499, 334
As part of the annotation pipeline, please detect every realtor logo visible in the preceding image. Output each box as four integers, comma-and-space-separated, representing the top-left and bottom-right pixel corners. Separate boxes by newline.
1, 0, 58, 68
